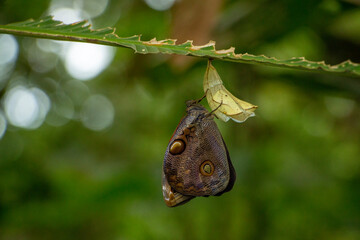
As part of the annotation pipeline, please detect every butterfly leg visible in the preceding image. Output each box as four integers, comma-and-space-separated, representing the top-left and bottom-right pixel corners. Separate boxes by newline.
204, 100, 223, 119
186, 91, 207, 107
195, 92, 207, 103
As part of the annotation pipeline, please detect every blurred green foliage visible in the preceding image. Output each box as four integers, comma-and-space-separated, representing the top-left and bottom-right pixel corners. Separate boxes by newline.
0, 0, 360, 239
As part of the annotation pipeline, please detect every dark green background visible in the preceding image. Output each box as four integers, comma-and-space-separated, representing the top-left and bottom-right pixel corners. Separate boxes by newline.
1, 0, 360, 239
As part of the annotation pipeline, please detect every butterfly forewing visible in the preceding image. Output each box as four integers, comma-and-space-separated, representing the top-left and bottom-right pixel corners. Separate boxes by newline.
162, 101, 236, 207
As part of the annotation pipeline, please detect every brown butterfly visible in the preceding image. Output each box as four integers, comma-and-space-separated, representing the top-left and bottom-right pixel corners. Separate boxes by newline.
162, 99, 236, 207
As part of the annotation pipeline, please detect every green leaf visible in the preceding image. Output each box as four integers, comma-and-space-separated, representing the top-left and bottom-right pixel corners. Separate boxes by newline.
0, 16, 359, 77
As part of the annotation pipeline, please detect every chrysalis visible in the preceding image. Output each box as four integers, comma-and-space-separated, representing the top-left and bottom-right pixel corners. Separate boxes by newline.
203, 61, 257, 122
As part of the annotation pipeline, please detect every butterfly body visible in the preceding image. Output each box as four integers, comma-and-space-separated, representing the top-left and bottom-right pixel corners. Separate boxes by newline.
162, 100, 236, 207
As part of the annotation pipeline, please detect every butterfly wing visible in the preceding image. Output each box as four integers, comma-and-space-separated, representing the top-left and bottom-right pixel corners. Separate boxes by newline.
162, 103, 236, 207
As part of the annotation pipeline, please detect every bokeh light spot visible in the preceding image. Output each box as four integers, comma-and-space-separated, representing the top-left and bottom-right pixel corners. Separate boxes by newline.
64, 43, 115, 81
82, 0, 109, 18
48, 7, 114, 81
0, 34, 19, 65
64, 80, 90, 105
0, 112, 7, 139
324, 96, 355, 118
27, 42, 59, 73
51, 7, 84, 24
46, 92, 75, 127
145, 0, 176, 11
81, 94, 114, 131
4, 86, 50, 129
36, 39, 63, 53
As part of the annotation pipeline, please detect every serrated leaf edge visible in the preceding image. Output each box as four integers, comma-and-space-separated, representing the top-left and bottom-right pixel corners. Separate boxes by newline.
1, 16, 359, 77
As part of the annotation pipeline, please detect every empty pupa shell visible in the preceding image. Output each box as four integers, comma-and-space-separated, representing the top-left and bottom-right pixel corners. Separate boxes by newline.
203, 61, 257, 123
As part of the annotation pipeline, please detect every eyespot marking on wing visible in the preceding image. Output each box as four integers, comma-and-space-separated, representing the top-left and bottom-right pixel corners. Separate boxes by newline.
169, 139, 186, 155
200, 160, 215, 176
